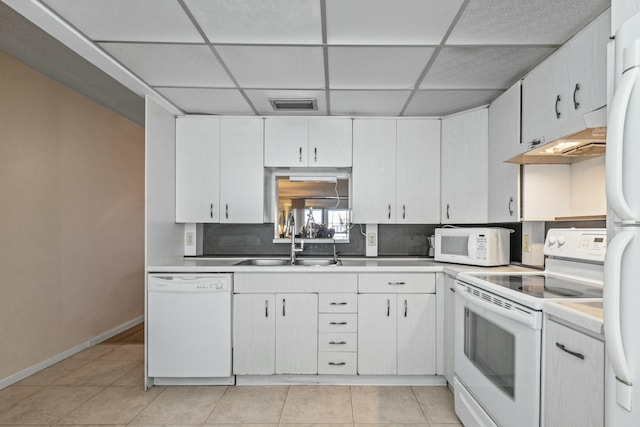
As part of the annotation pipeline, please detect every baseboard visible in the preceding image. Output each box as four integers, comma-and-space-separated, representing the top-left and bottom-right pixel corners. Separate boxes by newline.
236, 374, 447, 386
0, 315, 143, 390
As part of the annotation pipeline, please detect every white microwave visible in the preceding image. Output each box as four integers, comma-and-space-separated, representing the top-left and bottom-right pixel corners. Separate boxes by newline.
435, 227, 511, 266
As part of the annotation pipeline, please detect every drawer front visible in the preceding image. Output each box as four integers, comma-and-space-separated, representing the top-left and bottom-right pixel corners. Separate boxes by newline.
319, 293, 358, 313
358, 273, 436, 293
318, 351, 357, 375
318, 332, 357, 352
318, 313, 357, 333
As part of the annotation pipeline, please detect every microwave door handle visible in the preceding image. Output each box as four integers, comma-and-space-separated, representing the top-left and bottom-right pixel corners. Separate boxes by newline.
455, 282, 536, 327
604, 230, 634, 410
467, 233, 476, 260
607, 65, 638, 223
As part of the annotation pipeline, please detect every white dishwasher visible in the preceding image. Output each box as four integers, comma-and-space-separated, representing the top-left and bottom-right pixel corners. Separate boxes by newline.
147, 274, 234, 385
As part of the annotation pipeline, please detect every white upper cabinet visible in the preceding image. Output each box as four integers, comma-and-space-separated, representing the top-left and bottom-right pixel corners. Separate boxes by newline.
488, 82, 520, 222
175, 116, 220, 223
353, 119, 440, 224
264, 118, 352, 167
396, 120, 441, 224
352, 119, 398, 223
219, 118, 264, 223
441, 109, 489, 224
521, 10, 610, 149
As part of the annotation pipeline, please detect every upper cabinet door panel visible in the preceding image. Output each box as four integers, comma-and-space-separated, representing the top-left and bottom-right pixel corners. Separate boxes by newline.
220, 118, 264, 223
308, 118, 352, 167
264, 118, 309, 167
175, 116, 220, 223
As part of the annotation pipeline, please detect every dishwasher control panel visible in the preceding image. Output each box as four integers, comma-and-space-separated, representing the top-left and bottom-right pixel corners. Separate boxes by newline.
148, 274, 232, 292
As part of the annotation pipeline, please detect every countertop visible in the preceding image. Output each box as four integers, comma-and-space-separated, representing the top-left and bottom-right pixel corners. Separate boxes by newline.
544, 301, 604, 335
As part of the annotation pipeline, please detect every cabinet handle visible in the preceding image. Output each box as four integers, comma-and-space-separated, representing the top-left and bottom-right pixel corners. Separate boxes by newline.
225, 204, 229, 219
265, 300, 269, 317
556, 342, 585, 360
329, 321, 347, 325
388, 204, 391, 219
329, 341, 347, 345
328, 362, 346, 366
388, 281, 406, 286
449, 287, 456, 293
386, 299, 390, 317
404, 299, 408, 317
282, 298, 286, 317
299, 147, 302, 162
573, 83, 581, 109
314, 147, 317, 162
508, 197, 514, 216
446, 203, 450, 220
330, 302, 348, 306
210, 203, 214, 218
555, 94, 562, 119
403, 204, 406, 219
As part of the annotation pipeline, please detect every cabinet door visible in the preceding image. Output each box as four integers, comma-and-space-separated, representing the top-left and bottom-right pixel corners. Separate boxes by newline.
396, 120, 441, 223
397, 294, 436, 375
233, 294, 276, 375
441, 109, 489, 224
308, 118, 352, 167
264, 118, 308, 167
275, 293, 318, 374
352, 119, 397, 223
220, 118, 264, 223
543, 319, 604, 427
488, 82, 520, 222
175, 117, 220, 223
443, 275, 456, 384
358, 294, 397, 374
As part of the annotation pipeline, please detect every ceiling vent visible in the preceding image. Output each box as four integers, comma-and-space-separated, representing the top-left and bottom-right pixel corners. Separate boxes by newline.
269, 98, 318, 111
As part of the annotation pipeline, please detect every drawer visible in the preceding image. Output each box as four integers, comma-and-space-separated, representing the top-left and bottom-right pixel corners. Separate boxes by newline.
318, 351, 357, 375
318, 313, 357, 333
319, 293, 357, 313
358, 273, 436, 293
318, 332, 357, 352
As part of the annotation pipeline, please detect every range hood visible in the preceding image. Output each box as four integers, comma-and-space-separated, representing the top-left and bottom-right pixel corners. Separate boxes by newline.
507, 107, 607, 164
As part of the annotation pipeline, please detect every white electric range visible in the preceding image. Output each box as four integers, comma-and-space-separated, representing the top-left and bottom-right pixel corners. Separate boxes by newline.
453, 228, 606, 427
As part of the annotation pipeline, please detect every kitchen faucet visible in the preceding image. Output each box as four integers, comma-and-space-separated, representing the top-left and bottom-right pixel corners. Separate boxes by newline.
289, 211, 304, 264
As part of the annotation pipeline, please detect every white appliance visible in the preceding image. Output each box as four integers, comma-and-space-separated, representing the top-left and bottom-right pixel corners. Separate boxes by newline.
605, 11, 640, 425
435, 227, 511, 266
147, 274, 234, 385
455, 228, 606, 427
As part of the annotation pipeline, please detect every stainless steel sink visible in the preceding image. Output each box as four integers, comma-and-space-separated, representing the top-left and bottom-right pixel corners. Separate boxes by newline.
234, 259, 290, 266
293, 258, 342, 266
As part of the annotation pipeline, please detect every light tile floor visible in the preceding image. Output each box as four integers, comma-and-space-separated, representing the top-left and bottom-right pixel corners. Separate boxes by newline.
0, 343, 461, 426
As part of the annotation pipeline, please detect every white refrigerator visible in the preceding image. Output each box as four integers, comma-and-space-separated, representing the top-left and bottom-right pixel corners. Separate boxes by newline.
605, 10, 640, 426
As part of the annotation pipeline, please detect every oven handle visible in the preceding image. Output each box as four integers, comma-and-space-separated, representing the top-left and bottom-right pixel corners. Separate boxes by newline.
455, 282, 537, 328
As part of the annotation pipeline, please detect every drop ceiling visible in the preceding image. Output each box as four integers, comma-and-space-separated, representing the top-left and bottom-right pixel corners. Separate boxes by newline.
1, 0, 610, 118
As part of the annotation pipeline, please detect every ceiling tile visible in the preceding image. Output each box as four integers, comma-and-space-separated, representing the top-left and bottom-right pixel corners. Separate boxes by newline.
330, 90, 411, 115
420, 46, 556, 89
42, 0, 203, 42
216, 46, 325, 89
404, 90, 503, 116
326, 0, 464, 45
447, 0, 610, 45
184, 0, 322, 44
329, 47, 435, 89
156, 88, 253, 115
245, 90, 327, 115
100, 43, 233, 87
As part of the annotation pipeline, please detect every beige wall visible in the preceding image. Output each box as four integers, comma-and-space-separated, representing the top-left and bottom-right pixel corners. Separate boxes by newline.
0, 51, 145, 381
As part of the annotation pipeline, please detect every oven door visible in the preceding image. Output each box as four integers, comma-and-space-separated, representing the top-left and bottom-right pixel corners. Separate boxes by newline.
454, 280, 542, 427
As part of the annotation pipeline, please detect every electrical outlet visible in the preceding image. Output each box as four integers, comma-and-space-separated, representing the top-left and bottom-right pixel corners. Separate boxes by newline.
523, 234, 531, 253
186, 232, 195, 246
367, 232, 377, 246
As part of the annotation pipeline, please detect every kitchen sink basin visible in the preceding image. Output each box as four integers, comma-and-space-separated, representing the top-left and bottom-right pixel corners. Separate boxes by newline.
234, 259, 290, 266
293, 258, 342, 266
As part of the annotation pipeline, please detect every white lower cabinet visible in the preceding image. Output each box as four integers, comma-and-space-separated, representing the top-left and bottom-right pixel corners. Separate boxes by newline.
233, 293, 317, 375
543, 317, 604, 427
317, 292, 358, 375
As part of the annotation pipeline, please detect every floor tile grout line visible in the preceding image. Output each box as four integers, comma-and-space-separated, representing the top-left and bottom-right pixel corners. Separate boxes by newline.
411, 385, 431, 424
278, 384, 291, 424
201, 384, 231, 423
46, 385, 106, 427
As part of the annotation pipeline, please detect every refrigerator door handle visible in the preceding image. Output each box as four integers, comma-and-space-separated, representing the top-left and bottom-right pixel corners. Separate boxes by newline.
604, 229, 634, 411
607, 65, 639, 223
